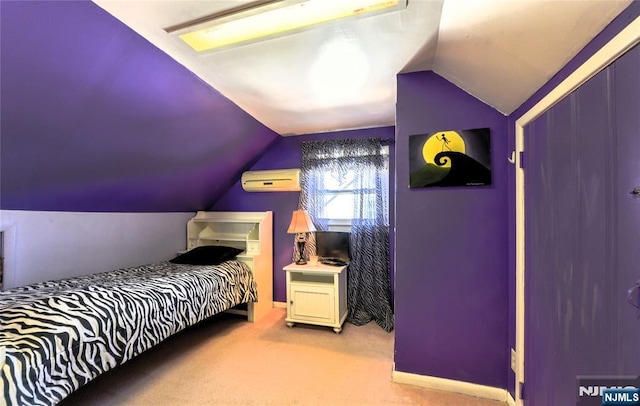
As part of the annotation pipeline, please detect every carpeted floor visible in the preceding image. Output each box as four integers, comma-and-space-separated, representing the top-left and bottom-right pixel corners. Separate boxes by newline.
60, 308, 506, 406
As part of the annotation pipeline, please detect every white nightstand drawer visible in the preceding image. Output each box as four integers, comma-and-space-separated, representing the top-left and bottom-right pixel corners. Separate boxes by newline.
290, 284, 335, 323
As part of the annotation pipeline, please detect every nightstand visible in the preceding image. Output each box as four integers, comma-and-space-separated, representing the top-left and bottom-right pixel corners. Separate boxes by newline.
284, 262, 348, 333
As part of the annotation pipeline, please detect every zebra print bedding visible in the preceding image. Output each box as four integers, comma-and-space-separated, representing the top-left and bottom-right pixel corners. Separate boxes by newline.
0, 260, 257, 405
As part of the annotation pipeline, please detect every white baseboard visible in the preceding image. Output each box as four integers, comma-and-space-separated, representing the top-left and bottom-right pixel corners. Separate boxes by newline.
273, 301, 287, 309
507, 392, 516, 406
392, 371, 508, 404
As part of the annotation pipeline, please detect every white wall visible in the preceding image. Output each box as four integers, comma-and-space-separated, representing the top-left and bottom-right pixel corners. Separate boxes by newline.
0, 210, 194, 289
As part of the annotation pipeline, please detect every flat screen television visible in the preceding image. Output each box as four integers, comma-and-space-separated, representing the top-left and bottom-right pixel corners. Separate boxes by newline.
316, 231, 350, 263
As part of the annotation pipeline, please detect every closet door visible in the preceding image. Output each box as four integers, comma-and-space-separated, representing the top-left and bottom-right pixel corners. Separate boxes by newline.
524, 44, 639, 405
614, 45, 640, 374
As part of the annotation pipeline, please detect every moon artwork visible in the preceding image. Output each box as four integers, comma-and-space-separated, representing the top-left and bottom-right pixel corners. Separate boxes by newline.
408, 128, 491, 188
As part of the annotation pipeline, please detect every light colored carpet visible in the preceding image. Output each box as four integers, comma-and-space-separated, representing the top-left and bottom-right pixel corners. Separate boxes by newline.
60, 308, 506, 406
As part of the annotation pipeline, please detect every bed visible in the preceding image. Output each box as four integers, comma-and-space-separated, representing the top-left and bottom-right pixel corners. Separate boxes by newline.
0, 211, 273, 405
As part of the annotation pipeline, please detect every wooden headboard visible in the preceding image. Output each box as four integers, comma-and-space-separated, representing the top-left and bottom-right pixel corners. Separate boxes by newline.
185, 211, 273, 322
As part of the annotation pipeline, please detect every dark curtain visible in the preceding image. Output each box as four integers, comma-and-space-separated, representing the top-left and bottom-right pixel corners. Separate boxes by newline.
297, 138, 393, 332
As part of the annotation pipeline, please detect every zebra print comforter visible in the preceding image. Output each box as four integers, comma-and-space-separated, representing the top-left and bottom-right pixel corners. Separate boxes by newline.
0, 260, 257, 405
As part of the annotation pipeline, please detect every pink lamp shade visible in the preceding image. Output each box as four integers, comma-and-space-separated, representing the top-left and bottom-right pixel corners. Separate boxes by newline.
287, 210, 315, 265
287, 210, 316, 234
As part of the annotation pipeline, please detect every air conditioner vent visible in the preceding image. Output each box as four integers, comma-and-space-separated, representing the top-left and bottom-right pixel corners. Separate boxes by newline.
241, 169, 301, 192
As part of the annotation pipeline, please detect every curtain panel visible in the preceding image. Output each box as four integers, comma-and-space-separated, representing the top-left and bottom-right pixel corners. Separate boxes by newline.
297, 138, 394, 332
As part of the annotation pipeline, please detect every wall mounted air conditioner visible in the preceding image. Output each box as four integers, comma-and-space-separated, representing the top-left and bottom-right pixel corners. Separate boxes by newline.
241, 169, 301, 192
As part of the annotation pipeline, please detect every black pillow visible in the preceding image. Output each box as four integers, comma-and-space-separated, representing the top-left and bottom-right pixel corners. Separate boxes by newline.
170, 245, 244, 265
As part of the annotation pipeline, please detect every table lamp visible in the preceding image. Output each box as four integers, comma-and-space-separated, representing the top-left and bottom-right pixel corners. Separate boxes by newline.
287, 210, 316, 265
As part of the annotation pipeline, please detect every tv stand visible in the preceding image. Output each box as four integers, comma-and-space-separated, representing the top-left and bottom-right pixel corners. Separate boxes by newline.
283, 262, 348, 333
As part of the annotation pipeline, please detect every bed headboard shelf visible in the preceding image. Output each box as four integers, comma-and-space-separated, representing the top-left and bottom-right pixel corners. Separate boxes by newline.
186, 211, 273, 322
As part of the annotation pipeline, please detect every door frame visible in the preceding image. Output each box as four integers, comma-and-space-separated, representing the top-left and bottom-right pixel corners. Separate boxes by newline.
514, 17, 639, 405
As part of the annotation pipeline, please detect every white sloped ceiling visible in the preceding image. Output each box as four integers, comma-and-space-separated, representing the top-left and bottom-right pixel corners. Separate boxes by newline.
94, 0, 632, 135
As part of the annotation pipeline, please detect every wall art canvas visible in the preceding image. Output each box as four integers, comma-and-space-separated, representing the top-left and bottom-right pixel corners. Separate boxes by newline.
409, 128, 491, 188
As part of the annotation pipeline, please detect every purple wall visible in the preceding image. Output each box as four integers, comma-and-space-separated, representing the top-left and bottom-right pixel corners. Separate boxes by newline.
0, 1, 278, 212
212, 127, 396, 303
394, 71, 509, 388
506, 2, 640, 399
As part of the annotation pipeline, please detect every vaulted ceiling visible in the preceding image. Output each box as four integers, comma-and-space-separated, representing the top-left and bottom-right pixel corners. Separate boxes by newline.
0, 1, 634, 212
94, 0, 632, 135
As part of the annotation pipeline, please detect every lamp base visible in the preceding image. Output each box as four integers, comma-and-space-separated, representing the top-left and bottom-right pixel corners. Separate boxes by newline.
295, 238, 307, 265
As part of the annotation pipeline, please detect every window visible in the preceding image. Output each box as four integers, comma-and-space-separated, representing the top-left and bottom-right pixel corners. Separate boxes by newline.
319, 146, 389, 226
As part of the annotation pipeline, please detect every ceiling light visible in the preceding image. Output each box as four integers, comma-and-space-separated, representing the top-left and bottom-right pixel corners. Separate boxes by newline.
166, 0, 407, 53
310, 41, 369, 102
